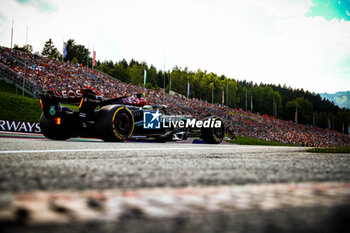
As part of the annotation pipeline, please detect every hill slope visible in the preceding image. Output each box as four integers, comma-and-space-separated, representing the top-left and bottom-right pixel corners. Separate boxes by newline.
0, 81, 42, 122
0, 81, 78, 122
319, 91, 350, 109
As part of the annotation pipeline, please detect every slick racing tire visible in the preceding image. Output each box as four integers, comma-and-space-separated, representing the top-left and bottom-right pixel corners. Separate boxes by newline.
200, 117, 225, 144
40, 107, 73, 140
96, 105, 134, 142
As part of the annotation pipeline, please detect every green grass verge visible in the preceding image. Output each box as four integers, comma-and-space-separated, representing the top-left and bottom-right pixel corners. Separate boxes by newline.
0, 91, 42, 122
306, 146, 350, 153
226, 136, 294, 146
0, 80, 78, 122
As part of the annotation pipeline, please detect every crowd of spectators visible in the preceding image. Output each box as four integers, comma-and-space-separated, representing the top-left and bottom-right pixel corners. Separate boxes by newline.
1, 46, 349, 147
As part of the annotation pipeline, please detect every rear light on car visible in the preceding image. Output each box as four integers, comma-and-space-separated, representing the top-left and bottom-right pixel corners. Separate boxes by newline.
79, 98, 84, 108
55, 118, 61, 125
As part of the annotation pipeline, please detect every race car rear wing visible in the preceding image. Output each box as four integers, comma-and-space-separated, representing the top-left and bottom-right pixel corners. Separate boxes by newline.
41, 89, 147, 105
39, 89, 148, 119
45, 89, 98, 102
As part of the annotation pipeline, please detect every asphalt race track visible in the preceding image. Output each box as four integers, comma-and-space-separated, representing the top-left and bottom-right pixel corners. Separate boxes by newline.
0, 136, 350, 233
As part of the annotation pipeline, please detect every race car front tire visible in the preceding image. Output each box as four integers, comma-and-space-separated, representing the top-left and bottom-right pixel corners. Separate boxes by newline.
95, 105, 134, 142
200, 117, 225, 144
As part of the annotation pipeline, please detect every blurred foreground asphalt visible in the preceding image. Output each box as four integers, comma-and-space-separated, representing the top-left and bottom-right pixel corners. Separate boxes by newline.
0, 137, 349, 232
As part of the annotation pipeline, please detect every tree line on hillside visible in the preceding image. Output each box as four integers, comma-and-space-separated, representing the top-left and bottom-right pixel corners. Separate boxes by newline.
96, 59, 350, 133
17, 38, 92, 66
12, 39, 350, 133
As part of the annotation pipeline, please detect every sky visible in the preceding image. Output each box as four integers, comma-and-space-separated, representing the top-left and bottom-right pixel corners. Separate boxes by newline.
0, 0, 349, 94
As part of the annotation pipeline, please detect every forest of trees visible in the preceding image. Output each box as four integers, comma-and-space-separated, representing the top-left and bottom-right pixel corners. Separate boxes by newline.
16, 39, 350, 133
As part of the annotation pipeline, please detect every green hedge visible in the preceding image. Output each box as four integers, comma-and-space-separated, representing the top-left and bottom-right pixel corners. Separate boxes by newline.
0, 81, 78, 122
0, 89, 42, 122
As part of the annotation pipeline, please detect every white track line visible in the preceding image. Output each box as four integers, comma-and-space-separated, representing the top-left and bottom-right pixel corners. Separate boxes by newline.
0, 146, 235, 154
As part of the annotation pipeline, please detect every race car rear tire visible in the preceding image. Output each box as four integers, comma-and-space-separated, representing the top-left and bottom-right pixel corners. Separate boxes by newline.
39, 107, 73, 140
201, 117, 225, 144
96, 105, 134, 142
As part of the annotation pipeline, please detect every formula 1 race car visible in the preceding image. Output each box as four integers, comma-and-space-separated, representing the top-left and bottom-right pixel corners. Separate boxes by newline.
39, 89, 225, 144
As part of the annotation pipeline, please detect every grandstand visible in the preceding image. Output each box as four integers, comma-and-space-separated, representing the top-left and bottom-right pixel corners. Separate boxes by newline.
0, 46, 349, 147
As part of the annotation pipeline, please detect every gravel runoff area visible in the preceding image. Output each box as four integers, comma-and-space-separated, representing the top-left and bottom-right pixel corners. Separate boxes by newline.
0, 137, 350, 233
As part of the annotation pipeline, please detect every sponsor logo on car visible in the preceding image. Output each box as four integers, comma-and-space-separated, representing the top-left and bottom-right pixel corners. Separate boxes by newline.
50, 90, 84, 99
